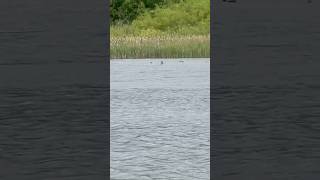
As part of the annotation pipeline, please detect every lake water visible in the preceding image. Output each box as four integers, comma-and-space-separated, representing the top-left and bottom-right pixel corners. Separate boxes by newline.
111, 59, 210, 180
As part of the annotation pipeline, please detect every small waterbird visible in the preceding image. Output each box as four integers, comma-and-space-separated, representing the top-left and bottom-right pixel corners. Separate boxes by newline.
160, 61, 164, 65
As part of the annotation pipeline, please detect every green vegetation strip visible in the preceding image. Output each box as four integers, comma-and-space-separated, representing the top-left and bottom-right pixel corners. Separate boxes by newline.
110, 0, 210, 59
111, 35, 209, 59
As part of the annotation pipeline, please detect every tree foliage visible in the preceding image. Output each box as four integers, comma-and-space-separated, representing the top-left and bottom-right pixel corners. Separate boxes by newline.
132, 0, 210, 35
110, 0, 183, 23
111, 0, 210, 36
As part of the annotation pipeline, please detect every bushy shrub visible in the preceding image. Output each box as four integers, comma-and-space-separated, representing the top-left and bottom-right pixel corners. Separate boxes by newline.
131, 0, 209, 35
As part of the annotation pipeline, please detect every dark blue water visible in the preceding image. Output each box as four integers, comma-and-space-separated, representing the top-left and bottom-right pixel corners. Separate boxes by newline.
213, 1, 320, 179
0, 1, 108, 179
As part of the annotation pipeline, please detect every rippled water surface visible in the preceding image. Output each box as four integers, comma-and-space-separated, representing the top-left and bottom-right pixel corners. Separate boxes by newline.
111, 59, 210, 180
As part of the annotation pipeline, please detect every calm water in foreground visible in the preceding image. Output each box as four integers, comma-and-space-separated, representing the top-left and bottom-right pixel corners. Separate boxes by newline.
111, 59, 210, 180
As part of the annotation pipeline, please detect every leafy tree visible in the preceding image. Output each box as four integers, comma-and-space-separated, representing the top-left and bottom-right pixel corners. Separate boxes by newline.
110, 0, 184, 23
111, 0, 145, 23
132, 0, 209, 35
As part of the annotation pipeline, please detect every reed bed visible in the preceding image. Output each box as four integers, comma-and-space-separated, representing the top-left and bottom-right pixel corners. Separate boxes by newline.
110, 34, 210, 59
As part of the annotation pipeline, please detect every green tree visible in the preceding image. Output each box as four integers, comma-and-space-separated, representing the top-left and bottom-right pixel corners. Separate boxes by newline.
110, 0, 183, 23
111, 0, 145, 23
132, 0, 209, 35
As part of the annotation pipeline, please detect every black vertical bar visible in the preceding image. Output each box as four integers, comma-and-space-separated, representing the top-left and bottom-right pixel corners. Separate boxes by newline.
212, 0, 320, 179
0, 0, 108, 179
210, 0, 214, 179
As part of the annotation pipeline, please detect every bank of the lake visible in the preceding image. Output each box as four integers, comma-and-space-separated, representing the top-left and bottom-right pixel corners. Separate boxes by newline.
110, 0, 209, 59
110, 34, 210, 59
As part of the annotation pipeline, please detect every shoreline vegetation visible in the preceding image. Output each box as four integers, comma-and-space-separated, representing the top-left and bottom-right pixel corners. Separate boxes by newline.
110, 0, 210, 59
111, 34, 209, 59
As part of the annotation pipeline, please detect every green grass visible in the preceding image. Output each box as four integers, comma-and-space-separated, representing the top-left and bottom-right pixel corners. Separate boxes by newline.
111, 34, 209, 59
110, 0, 210, 59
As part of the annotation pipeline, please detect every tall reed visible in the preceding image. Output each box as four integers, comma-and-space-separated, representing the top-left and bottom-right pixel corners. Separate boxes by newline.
110, 34, 210, 59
